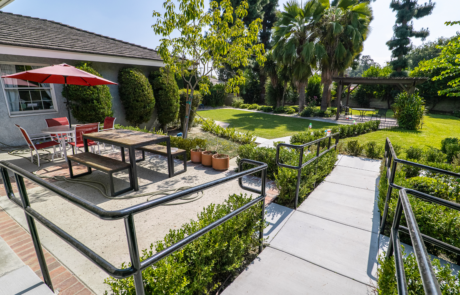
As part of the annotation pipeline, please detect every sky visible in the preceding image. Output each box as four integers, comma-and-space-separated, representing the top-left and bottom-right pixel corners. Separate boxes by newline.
2, 0, 459, 66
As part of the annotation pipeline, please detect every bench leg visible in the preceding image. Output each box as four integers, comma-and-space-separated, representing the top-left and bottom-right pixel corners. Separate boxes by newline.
135, 150, 145, 163
173, 153, 187, 176
68, 160, 92, 179
109, 168, 135, 197
121, 147, 125, 162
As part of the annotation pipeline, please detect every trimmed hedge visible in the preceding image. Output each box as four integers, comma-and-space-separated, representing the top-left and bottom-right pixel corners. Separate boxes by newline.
197, 117, 256, 144
202, 84, 226, 107
248, 103, 259, 110
104, 193, 264, 294
231, 98, 244, 108
149, 70, 180, 131
118, 68, 155, 126
62, 62, 113, 123
179, 89, 201, 132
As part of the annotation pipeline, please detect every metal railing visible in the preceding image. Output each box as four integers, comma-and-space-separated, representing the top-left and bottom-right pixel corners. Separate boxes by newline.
275, 132, 339, 209
381, 138, 460, 294
0, 159, 268, 295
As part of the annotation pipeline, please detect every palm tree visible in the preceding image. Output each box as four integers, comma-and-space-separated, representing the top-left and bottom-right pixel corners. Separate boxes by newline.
263, 51, 280, 106
272, 0, 325, 111
315, 0, 372, 110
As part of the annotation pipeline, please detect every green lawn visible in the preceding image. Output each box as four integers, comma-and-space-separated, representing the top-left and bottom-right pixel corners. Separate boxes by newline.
198, 109, 336, 139
342, 114, 460, 149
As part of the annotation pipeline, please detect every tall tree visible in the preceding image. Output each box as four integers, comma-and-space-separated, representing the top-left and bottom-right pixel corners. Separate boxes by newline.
272, 0, 325, 111
407, 37, 449, 69
315, 0, 373, 110
386, 0, 435, 77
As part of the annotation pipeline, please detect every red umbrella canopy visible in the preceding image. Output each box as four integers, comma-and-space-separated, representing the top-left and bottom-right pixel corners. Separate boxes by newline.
1, 63, 117, 86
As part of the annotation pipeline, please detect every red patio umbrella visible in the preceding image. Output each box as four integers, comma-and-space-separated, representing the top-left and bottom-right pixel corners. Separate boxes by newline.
1, 63, 117, 127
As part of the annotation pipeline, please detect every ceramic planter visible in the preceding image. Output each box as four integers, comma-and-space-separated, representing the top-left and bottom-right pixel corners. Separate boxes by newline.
201, 151, 213, 166
191, 149, 202, 163
212, 154, 229, 171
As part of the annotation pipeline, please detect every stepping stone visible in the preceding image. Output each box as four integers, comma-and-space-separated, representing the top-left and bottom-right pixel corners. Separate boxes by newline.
0, 265, 53, 295
324, 166, 379, 191
264, 203, 294, 243
270, 211, 379, 286
298, 182, 380, 233
222, 247, 371, 295
336, 156, 381, 172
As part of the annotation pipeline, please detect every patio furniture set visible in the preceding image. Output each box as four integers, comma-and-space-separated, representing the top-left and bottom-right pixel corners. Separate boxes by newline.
344, 107, 388, 122
16, 117, 187, 196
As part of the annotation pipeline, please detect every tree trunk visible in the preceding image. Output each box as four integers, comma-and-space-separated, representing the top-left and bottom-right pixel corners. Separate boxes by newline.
281, 81, 287, 107
321, 70, 332, 111
259, 71, 267, 104
183, 87, 193, 139
298, 81, 307, 111
275, 86, 280, 108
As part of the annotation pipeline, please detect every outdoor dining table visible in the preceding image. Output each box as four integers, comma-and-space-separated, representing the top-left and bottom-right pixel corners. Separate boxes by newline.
352, 108, 375, 122
41, 125, 75, 161
82, 129, 172, 191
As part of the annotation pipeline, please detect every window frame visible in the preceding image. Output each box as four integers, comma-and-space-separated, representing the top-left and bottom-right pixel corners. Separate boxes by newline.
0, 62, 59, 118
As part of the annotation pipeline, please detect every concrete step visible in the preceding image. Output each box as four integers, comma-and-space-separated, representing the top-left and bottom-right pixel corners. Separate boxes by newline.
263, 203, 294, 243
0, 265, 54, 295
324, 165, 379, 191
269, 211, 379, 286
298, 181, 380, 233
336, 156, 381, 173
222, 247, 372, 295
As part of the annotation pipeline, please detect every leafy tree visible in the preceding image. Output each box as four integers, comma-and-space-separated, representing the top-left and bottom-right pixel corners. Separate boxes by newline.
149, 70, 180, 132
316, 0, 373, 110
152, 0, 265, 138
263, 50, 281, 106
241, 68, 261, 103
417, 21, 460, 97
386, 0, 435, 77
272, 0, 324, 111
62, 62, 113, 123
305, 73, 322, 105
406, 37, 449, 69
118, 68, 155, 126
353, 65, 394, 107
348, 55, 378, 77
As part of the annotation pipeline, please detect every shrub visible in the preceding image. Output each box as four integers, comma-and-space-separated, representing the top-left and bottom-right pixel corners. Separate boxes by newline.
405, 146, 423, 160
248, 103, 259, 110
285, 107, 296, 114
265, 81, 284, 107
179, 89, 201, 131
424, 148, 445, 163
118, 68, 155, 126
446, 144, 460, 163
149, 70, 180, 131
344, 140, 363, 156
273, 106, 286, 113
104, 193, 264, 294
62, 62, 113, 123
237, 144, 278, 179
291, 105, 299, 112
300, 107, 314, 117
377, 251, 460, 294
240, 104, 250, 109
441, 138, 458, 154
202, 84, 226, 107
364, 141, 382, 159
392, 92, 425, 130
197, 117, 256, 144
232, 98, 244, 108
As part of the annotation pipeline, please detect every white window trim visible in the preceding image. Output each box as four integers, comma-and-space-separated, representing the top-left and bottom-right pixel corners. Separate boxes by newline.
0, 61, 59, 117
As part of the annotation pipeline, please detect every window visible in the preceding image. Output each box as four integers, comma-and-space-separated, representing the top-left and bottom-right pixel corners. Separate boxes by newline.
0, 64, 57, 116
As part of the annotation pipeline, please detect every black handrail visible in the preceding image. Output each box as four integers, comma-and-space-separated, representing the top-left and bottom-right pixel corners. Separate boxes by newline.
382, 138, 460, 294
0, 159, 268, 295
275, 132, 339, 209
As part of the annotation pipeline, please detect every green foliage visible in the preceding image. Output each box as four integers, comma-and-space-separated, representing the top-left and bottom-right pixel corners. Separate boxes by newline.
197, 117, 256, 144
273, 106, 286, 113
259, 106, 273, 112
285, 107, 296, 114
118, 68, 155, 126
113, 124, 206, 160
62, 62, 113, 123
305, 74, 322, 104
441, 138, 459, 154
231, 98, 245, 108
441, 138, 460, 163
364, 141, 382, 159
264, 80, 285, 107
240, 103, 249, 109
104, 193, 264, 294
344, 140, 364, 156
237, 144, 278, 179
407, 37, 450, 70
149, 70, 180, 131
241, 69, 262, 104
405, 146, 423, 161
202, 84, 226, 107
392, 92, 425, 130
179, 89, 201, 131
386, 0, 434, 76
353, 65, 393, 107
377, 251, 460, 294
424, 148, 446, 163
248, 103, 259, 110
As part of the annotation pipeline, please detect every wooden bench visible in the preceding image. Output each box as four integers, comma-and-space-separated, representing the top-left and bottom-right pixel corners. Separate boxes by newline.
67, 152, 134, 196
136, 144, 187, 176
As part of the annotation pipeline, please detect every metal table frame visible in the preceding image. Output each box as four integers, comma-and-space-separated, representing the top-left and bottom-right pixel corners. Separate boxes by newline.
83, 130, 172, 191
352, 108, 375, 122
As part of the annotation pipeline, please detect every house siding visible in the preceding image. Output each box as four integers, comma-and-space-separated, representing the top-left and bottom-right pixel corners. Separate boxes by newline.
0, 54, 161, 146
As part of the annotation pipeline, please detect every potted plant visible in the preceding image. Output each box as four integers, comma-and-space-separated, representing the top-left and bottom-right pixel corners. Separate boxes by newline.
191, 146, 203, 163
212, 153, 229, 170
201, 151, 213, 166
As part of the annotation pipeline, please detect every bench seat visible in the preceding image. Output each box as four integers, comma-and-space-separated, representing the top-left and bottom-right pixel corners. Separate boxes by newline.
67, 152, 134, 196
136, 144, 187, 176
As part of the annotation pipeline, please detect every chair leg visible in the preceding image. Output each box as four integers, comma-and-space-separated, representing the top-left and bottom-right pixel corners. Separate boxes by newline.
30, 150, 33, 163
36, 150, 40, 167
52, 146, 56, 162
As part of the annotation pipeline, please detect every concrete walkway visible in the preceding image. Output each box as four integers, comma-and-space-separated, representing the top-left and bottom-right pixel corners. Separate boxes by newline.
224, 155, 382, 294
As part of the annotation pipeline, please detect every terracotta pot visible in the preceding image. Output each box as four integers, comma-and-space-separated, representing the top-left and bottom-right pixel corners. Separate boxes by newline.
191, 149, 202, 163
201, 151, 213, 166
212, 154, 229, 171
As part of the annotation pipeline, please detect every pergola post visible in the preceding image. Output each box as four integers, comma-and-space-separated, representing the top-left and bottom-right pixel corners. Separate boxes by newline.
336, 80, 343, 120
346, 85, 351, 107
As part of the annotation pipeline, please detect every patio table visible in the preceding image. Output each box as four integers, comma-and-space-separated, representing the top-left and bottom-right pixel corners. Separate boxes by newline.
82, 129, 172, 191
352, 108, 375, 122
41, 126, 75, 161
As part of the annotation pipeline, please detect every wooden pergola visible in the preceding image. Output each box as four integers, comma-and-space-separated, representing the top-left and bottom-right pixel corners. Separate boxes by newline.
332, 76, 429, 120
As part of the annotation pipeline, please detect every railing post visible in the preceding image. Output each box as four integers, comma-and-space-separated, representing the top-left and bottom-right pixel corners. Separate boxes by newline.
259, 168, 266, 253
124, 214, 145, 295
1, 167, 13, 199
386, 196, 403, 259
294, 148, 304, 210
380, 156, 397, 234
14, 174, 54, 292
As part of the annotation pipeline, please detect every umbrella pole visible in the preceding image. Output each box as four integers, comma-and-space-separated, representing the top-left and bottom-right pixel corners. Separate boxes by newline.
64, 78, 71, 128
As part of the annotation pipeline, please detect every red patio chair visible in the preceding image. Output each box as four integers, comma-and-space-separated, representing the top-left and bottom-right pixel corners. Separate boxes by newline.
102, 117, 116, 151
68, 123, 100, 154
45, 117, 73, 143
16, 124, 61, 167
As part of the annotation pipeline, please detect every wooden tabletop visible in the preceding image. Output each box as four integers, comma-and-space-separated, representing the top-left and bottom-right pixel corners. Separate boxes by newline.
82, 129, 169, 146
